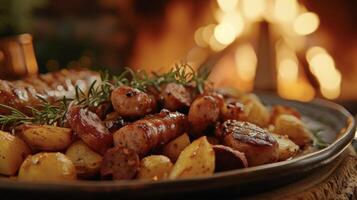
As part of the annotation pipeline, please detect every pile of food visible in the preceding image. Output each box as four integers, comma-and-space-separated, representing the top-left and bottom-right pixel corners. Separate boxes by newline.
0, 65, 320, 181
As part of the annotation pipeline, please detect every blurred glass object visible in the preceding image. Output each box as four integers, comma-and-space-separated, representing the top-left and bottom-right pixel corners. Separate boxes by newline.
0, 33, 38, 79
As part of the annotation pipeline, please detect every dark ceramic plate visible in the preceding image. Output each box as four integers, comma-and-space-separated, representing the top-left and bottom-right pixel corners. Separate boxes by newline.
0, 95, 355, 200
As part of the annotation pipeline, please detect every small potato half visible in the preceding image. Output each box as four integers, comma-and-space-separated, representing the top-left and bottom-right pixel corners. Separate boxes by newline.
240, 94, 270, 128
0, 131, 31, 176
272, 133, 299, 161
162, 133, 190, 162
274, 114, 313, 147
18, 152, 76, 181
65, 140, 103, 178
137, 155, 173, 180
169, 136, 215, 179
18, 125, 73, 151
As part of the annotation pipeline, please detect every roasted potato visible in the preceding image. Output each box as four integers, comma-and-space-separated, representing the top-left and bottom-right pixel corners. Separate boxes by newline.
65, 140, 103, 178
274, 114, 313, 147
18, 125, 72, 151
162, 133, 190, 162
240, 94, 270, 127
0, 131, 31, 176
169, 136, 215, 179
270, 105, 301, 124
272, 133, 299, 161
18, 152, 76, 181
137, 155, 173, 180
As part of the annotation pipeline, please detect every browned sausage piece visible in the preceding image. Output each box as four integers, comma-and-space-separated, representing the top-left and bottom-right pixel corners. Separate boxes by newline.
100, 146, 140, 180
220, 100, 247, 121
160, 83, 193, 111
67, 105, 113, 155
216, 120, 278, 166
111, 86, 156, 118
188, 93, 223, 137
113, 109, 188, 157
213, 145, 248, 172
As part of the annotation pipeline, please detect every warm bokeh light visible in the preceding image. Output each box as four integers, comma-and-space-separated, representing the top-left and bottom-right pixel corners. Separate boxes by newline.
307, 50, 342, 99
273, 0, 298, 22
194, 27, 206, 47
214, 23, 237, 45
217, 0, 239, 13
209, 34, 227, 51
217, 11, 245, 37
293, 12, 320, 35
202, 24, 215, 44
241, 0, 265, 21
278, 59, 298, 81
306, 46, 327, 62
235, 43, 257, 82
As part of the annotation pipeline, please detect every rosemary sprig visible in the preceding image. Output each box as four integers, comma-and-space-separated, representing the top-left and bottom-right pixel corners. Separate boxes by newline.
0, 63, 209, 128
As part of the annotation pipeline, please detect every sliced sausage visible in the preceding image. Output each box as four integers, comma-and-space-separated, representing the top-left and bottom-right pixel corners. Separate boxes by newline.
100, 146, 140, 180
216, 120, 278, 166
160, 83, 193, 111
66, 105, 113, 155
111, 86, 156, 118
213, 145, 248, 172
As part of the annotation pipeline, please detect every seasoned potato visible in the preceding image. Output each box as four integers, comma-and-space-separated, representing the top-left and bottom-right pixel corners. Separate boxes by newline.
137, 155, 173, 180
240, 94, 270, 127
162, 133, 190, 162
274, 114, 313, 147
18, 125, 72, 151
65, 140, 103, 178
18, 152, 76, 181
270, 105, 301, 124
0, 131, 31, 176
272, 133, 299, 161
169, 136, 215, 179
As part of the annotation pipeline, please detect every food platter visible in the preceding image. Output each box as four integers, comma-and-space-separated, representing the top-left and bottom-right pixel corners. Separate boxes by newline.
1, 94, 355, 199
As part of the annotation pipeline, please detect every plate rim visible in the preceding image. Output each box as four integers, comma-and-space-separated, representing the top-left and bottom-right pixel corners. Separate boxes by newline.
0, 96, 355, 191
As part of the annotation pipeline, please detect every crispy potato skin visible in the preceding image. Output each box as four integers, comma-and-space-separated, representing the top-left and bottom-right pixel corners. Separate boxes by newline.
18, 152, 76, 181
169, 136, 215, 179
272, 133, 299, 161
137, 155, 173, 180
111, 86, 156, 118
113, 109, 188, 157
65, 140, 103, 178
188, 94, 223, 137
18, 125, 72, 151
274, 114, 313, 147
240, 94, 270, 127
270, 105, 301, 124
162, 133, 190, 162
100, 146, 140, 180
216, 120, 278, 166
0, 131, 31, 176
67, 106, 113, 155
213, 145, 248, 172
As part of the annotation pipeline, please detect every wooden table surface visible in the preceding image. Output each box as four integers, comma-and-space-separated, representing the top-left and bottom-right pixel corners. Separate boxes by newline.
242, 146, 357, 200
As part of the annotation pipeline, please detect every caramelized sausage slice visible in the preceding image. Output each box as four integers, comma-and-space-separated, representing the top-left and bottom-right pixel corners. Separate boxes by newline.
113, 109, 188, 157
216, 120, 278, 166
160, 83, 193, 111
100, 146, 139, 180
111, 86, 156, 118
67, 106, 113, 155
213, 145, 248, 172
188, 93, 223, 137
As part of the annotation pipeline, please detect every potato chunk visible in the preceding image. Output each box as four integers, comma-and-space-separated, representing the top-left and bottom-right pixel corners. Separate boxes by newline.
65, 140, 103, 178
18, 125, 72, 151
272, 133, 299, 161
169, 136, 215, 179
137, 155, 173, 180
0, 131, 31, 176
240, 94, 270, 127
162, 133, 190, 162
274, 114, 313, 147
18, 152, 76, 181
